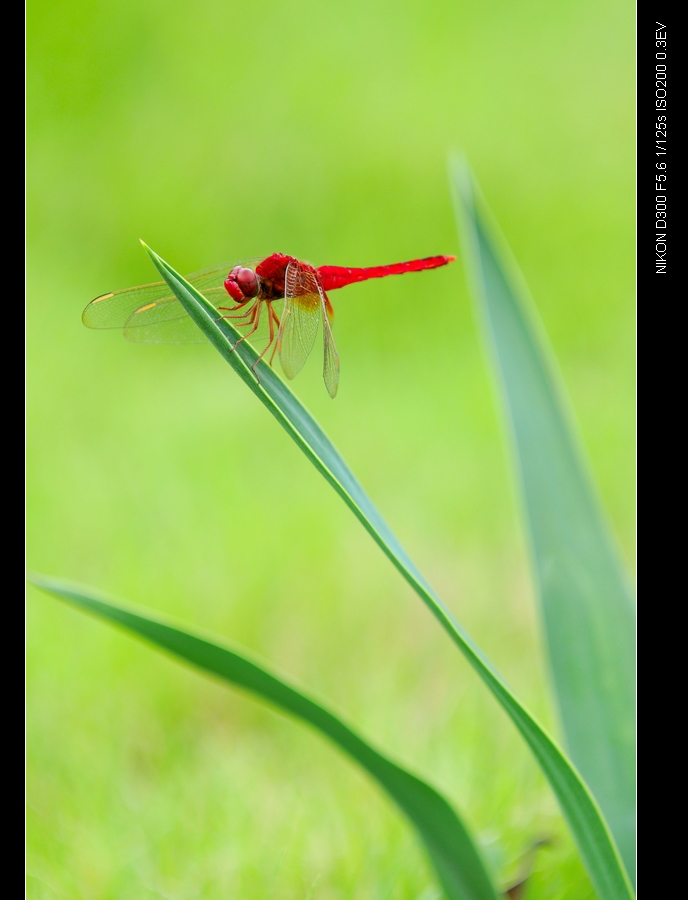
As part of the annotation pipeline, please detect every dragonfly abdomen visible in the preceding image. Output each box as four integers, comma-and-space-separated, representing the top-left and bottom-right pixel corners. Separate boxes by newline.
317, 255, 455, 291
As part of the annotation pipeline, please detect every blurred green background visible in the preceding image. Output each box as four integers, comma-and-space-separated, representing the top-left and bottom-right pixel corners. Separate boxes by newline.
26, 0, 634, 896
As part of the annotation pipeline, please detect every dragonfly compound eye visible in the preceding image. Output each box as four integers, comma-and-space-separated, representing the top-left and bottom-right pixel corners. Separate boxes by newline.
236, 267, 258, 297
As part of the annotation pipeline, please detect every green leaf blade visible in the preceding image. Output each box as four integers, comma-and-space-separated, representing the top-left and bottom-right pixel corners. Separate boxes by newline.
452, 158, 635, 883
30, 574, 499, 900
138, 244, 633, 899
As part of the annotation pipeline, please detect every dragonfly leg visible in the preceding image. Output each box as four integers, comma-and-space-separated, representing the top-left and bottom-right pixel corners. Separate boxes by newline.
217, 301, 251, 313
219, 303, 254, 349
251, 302, 278, 377
224, 303, 258, 351
230, 300, 263, 352
216, 301, 256, 323
268, 304, 281, 365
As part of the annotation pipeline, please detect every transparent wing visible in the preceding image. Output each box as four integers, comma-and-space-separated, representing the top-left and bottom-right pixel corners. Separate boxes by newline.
277, 262, 321, 379
123, 296, 207, 344
82, 259, 262, 344
320, 290, 340, 398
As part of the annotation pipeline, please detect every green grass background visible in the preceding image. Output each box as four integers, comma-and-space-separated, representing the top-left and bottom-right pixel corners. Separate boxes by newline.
26, 0, 634, 896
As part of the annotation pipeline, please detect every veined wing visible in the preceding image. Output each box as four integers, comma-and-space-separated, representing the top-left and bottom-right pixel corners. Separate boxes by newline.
83, 262, 231, 329
277, 262, 321, 379
83, 260, 261, 344
320, 289, 340, 399
124, 296, 212, 344
122, 282, 232, 344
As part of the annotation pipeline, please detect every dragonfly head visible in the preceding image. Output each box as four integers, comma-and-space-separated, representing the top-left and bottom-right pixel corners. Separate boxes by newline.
224, 266, 259, 302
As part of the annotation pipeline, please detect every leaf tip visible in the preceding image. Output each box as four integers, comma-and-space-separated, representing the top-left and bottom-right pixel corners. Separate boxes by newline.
139, 239, 159, 262
26, 570, 46, 587
140, 240, 163, 273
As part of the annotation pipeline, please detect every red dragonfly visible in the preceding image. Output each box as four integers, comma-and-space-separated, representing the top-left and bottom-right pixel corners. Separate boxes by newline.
83, 252, 455, 398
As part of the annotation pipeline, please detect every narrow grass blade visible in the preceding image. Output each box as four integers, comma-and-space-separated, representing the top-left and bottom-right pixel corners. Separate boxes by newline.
451, 159, 635, 884
139, 243, 633, 899
29, 574, 499, 900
